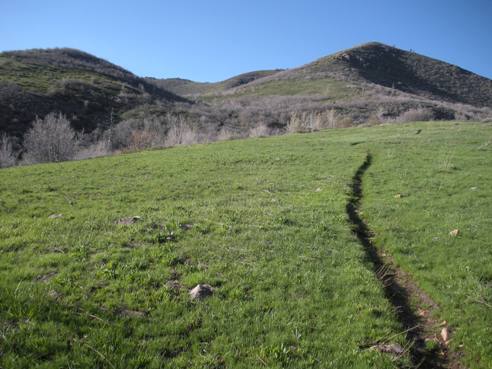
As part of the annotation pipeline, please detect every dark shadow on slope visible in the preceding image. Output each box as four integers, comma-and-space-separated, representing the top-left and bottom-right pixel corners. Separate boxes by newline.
346, 153, 445, 369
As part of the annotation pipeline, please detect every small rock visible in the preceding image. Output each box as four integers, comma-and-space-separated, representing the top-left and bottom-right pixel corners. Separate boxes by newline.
315, 188, 322, 192
371, 343, 405, 355
470, 187, 478, 191
48, 214, 63, 219
189, 284, 214, 300
117, 216, 141, 225
441, 327, 449, 343
166, 279, 181, 291
48, 290, 61, 299
35, 271, 57, 282
449, 229, 460, 237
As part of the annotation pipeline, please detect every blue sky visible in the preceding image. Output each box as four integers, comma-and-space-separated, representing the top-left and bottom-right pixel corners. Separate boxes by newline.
1, 0, 491, 82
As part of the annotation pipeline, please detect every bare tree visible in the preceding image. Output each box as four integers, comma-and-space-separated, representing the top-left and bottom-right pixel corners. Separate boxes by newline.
249, 124, 271, 138
396, 108, 434, 123
164, 120, 200, 147
23, 113, 78, 163
0, 134, 16, 168
75, 138, 111, 160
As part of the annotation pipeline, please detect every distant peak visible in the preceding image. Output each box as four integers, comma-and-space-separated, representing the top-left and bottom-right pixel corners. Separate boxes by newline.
357, 41, 388, 48
344, 42, 400, 54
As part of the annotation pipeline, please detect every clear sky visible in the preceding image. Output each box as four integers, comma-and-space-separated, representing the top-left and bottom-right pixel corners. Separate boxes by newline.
1, 0, 491, 82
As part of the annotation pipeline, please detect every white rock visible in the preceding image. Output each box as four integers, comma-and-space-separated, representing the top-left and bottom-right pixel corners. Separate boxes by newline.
189, 284, 213, 300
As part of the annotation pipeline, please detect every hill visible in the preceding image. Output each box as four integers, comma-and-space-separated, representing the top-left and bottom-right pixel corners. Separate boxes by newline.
0, 48, 187, 137
2, 43, 492, 139
0, 122, 490, 368
170, 42, 492, 124
230, 42, 492, 106
146, 69, 283, 97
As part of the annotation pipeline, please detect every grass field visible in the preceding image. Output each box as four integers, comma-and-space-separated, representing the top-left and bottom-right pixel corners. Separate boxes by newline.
361, 122, 492, 368
0, 122, 490, 368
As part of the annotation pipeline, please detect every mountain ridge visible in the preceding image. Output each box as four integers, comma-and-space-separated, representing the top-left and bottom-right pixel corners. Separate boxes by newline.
1, 42, 491, 137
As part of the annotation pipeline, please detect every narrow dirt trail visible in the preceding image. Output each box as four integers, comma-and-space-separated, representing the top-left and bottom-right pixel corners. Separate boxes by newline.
346, 153, 457, 369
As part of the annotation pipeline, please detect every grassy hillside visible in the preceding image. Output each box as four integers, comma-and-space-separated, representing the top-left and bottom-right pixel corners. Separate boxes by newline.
0, 48, 186, 137
0, 122, 490, 368
362, 123, 492, 367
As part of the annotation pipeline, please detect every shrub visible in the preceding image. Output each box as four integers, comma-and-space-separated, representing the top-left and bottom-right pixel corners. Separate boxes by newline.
249, 124, 271, 138
397, 108, 434, 123
164, 122, 199, 147
0, 134, 16, 168
75, 139, 111, 160
23, 113, 78, 163
109, 119, 136, 149
108, 115, 203, 151
324, 109, 339, 128
287, 112, 311, 133
216, 128, 236, 141
129, 130, 156, 150
337, 116, 354, 128
287, 109, 346, 132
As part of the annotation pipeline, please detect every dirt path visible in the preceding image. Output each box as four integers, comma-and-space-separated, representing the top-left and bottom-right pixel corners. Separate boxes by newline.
346, 153, 463, 369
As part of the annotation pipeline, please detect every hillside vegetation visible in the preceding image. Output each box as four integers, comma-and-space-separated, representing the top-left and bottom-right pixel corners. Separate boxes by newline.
0, 48, 186, 136
145, 44, 492, 139
0, 121, 490, 368
231, 42, 492, 106
3, 42, 491, 141
146, 70, 283, 97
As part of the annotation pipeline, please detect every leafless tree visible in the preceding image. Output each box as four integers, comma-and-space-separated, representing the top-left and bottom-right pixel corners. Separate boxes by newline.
23, 113, 78, 163
0, 134, 16, 168
164, 119, 200, 147
396, 108, 434, 123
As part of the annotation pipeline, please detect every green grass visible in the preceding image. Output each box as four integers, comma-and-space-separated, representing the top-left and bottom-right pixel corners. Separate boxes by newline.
360, 122, 492, 368
0, 55, 129, 95
201, 78, 356, 101
0, 122, 490, 368
239, 78, 354, 97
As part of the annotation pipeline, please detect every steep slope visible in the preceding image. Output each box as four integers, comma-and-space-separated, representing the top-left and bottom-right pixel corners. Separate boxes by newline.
182, 42, 490, 125
0, 48, 187, 136
315, 42, 492, 107
226, 42, 492, 106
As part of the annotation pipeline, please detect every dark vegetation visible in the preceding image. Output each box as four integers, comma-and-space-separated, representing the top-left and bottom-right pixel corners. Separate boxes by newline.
0, 48, 187, 137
